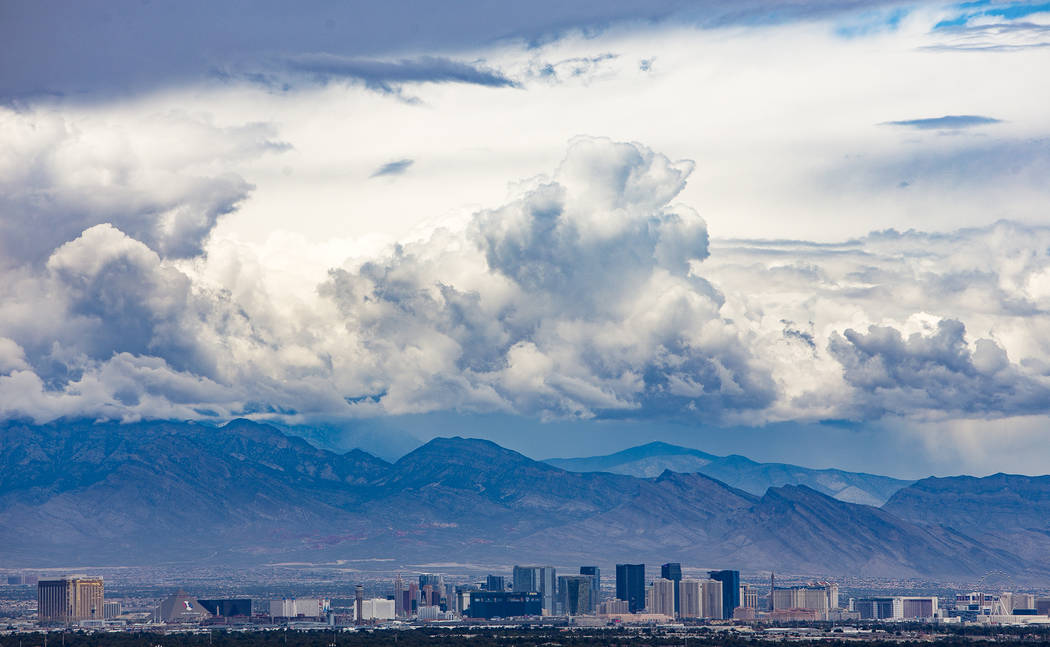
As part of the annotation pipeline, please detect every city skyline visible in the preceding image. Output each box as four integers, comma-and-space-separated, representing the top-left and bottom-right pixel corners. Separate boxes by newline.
15, 561, 1050, 629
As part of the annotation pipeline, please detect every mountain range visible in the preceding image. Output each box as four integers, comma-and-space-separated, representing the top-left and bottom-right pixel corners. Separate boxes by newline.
1, 419, 1046, 581
546, 442, 912, 506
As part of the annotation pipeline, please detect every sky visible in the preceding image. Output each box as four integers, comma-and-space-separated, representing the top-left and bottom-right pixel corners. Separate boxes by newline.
2, 0, 1050, 478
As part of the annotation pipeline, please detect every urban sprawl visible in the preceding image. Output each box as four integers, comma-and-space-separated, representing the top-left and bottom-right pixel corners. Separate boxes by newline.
4, 564, 1050, 636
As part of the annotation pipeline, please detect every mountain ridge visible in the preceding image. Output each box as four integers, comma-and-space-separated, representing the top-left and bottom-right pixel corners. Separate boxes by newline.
0, 419, 1045, 581
546, 441, 913, 505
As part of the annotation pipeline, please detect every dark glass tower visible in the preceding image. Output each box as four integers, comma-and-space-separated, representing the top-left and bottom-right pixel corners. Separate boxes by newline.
708, 570, 740, 619
661, 562, 682, 616
580, 567, 600, 605
615, 563, 645, 613
485, 575, 505, 591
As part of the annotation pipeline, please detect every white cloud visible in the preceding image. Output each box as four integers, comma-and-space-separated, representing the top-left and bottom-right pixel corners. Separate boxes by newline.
3, 116, 1050, 434
318, 137, 772, 419
3, 6, 1050, 474
0, 107, 286, 264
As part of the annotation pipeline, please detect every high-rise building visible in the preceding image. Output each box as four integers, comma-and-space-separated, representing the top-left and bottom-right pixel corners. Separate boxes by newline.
454, 585, 477, 615
679, 580, 703, 618
771, 583, 838, 620
854, 596, 902, 620
512, 566, 556, 614
901, 597, 938, 619
419, 574, 443, 606
408, 582, 419, 614
1012, 593, 1036, 612
355, 585, 365, 624
357, 598, 395, 621
37, 576, 104, 624
580, 567, 600, 604
740, 583, 759, 609
558, 575, 595, 616
394, 574, 406, 617
701, 579, 723, 619
268, 598, 330, 619
615, 564, 646, 613
708, 570, 739, 619
661, 563, 682, 616
598, 599, 629, 614
485, 575, 506, 592
648, 578, 676, 617
102, 601, 122, 619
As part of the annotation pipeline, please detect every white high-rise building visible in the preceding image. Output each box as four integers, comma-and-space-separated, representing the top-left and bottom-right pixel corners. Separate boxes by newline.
701, 579, 723, 619
355, 598, 395, 621
269, 598, 330, 618
648, 578, 676, 617
1012, 593, 1037, 611
679, 580, 703, 618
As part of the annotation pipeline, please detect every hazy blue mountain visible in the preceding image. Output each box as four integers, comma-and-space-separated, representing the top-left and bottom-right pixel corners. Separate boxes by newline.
883, 473, 1050, 564
0, 420, 1038, 580
275, 420, 422, 463
547, 441, 912, 505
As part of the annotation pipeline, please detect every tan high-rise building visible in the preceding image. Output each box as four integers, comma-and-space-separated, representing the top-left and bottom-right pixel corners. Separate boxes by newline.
648, 578, 676, 617
771, 583, 837, 620
679, 579, 703, 618
701, 579, 723, 619
38, 576, 104, 624
741, 583, 759, 609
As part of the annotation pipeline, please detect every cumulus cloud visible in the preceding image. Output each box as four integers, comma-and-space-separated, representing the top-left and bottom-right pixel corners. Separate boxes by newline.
5, 125, 1050, 430
3, 134, 779, 424
0, 108, 288, 263
829, 319, 1050, 418
320, 137, 774, 419
704, 220, 1050, 422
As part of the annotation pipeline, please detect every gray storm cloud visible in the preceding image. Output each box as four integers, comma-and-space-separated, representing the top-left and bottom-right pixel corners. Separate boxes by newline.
829, 319, 1050, 418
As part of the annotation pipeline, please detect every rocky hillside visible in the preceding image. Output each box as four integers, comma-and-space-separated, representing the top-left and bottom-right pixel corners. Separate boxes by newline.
0, 420, 1039, 580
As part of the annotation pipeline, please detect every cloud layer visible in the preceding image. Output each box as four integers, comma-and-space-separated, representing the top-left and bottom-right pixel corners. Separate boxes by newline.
3, 119, 1050, 431
2, 2, 1050, 459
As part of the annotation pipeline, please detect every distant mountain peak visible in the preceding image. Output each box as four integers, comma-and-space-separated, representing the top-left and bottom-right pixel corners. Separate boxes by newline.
397, 436, 533, 465
546, 441, 913, 506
